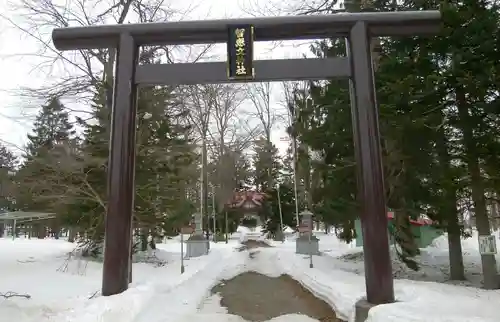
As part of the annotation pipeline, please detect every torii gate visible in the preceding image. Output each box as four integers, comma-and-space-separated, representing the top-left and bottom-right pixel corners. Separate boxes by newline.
51, 10, 441, 309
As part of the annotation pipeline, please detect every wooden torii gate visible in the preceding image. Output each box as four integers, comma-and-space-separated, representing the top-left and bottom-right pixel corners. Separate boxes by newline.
51, 11, 441, 308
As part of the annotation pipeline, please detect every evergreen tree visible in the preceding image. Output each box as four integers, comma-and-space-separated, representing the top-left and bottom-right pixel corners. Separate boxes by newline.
63, 84, 109, 244
0, 143, 17, 211
438, 0, 500, 288
73, 76, 198, 252
252, 137, 281, 191
295, 0, 500, 280
134, 85, 197, 249
373, 0, 500, 284
260, 183, 298, 238
17, 97, 75, 212
291, 39, 358, 242
0, 143, 17, 238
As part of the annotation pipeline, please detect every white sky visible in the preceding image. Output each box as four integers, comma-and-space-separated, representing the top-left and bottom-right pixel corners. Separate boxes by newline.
0, 0, 314, 156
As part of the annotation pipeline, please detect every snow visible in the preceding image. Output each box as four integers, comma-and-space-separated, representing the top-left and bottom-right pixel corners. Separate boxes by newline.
0, 229, 499, 322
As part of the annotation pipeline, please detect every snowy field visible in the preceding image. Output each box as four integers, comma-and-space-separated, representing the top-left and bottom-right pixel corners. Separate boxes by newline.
0, 228, 499, 322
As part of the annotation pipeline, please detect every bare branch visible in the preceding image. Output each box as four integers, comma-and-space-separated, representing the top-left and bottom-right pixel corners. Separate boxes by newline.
5, 0, 204, 108
245, 82, 279, 142
0, 292, 31, 299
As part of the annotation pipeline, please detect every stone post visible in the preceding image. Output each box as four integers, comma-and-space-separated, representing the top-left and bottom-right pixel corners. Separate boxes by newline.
193, 212, 203, 235
186, 212, 209, 257
295, 209, 320, 255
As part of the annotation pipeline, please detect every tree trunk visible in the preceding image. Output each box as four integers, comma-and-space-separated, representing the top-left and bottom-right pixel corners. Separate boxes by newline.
447, 215, 466, 280
37, 224, 46, 239
140, 227, 148, 252
456, 89, 498, 289
54, 228, 60, 239
435, 115, 465, 280
489, 197, 499, 231
149, 229, 157, 250
68, 228, 76, 242
469, 158, 497, 288
393, 202, 419, 271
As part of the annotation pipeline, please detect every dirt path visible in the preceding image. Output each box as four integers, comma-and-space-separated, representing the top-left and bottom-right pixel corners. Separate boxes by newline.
237, 240, 272, 251
211, 242, 343, 322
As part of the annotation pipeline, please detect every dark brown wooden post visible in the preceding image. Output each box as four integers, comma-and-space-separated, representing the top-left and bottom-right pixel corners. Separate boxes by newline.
101, 33, 139, 296
348, 21, 394, 304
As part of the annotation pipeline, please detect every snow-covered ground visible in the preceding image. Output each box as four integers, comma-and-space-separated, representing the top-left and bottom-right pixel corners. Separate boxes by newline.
321, 230, 500, 288
0, 229, 499, 322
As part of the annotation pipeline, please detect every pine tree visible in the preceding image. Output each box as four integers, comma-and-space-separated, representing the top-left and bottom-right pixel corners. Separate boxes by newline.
0, 143, 17, 212
260, 183, 298, 238
17, 97, 75, 212
64, 84, 109, 244
252, 137, 281, 191
291, 39, 358, 242
74, 77, 198, 252
439, 0, 500, 288
0, 143, 18, 237
299, 0, 500, 277
376, 0, 500, 284
134, 84, 196, 249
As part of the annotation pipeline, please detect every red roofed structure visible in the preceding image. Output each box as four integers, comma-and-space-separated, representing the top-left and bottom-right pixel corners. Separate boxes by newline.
227, 190, 266, 210
386, 212, 434, 226
355, 211, 442, 248
226, 190, 267, 228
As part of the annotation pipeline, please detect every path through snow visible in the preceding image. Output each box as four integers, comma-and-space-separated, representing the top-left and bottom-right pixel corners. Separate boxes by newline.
1, 230, 500, 322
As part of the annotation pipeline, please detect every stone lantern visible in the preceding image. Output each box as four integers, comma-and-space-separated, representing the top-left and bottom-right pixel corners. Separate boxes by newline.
186, 212, 209, 257
295, 208, 320, 255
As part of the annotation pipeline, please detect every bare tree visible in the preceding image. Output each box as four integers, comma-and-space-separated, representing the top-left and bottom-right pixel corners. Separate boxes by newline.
183, 85, 213, 151
206, 84, 248, 211
184, 83, 257, 233
280, 81, 310, 224
246, 82, 281, 190
2, 0, 214, 242
246, 83, 276, 143
208, 84, 247, 155
3, 0, 208, 112
182, 85, 214, 236
13, 140, 107, 239
239, 0, 330, 17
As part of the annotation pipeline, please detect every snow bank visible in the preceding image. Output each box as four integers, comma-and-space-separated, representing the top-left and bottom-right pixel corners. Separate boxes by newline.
3, 233, 500, 322
271, 234, 500, 322
56, 248, 235, 322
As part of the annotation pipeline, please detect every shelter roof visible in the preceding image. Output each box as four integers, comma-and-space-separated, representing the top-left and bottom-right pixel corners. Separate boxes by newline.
387, 212, 433, 226
0, 211, 56, 222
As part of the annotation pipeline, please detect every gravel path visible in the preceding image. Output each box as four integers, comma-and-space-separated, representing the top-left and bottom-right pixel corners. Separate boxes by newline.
210, 243, 343, 322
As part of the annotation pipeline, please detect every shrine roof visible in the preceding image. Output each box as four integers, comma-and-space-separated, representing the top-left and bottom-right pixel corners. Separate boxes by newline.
228, 191, 267, 208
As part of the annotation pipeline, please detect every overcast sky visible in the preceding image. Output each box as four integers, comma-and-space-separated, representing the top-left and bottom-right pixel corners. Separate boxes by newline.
0, 0, 314, 156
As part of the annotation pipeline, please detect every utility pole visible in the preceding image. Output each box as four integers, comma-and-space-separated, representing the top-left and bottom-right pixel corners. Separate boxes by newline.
276, 184, 285, 242
225, 210, 229, 244
279, 135, 300, 227
201, 135, 209, 240
212, 185, 217, 242
303, 98, 313, 210
291, 136, 300, 227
